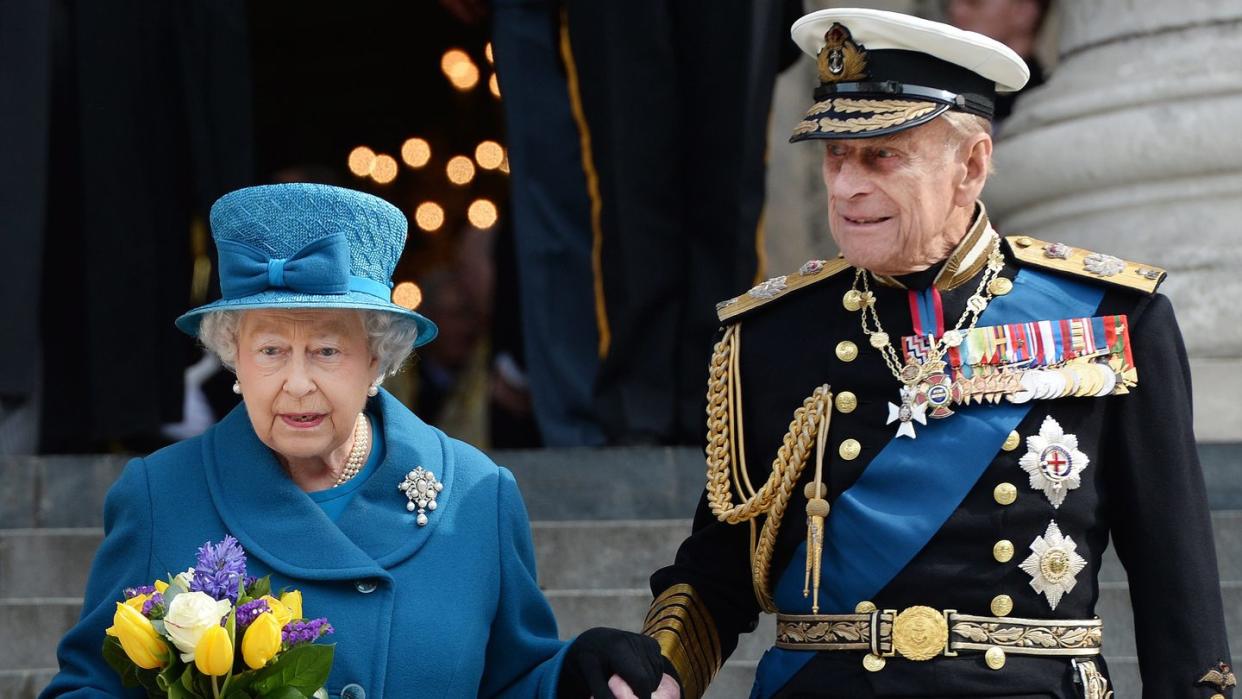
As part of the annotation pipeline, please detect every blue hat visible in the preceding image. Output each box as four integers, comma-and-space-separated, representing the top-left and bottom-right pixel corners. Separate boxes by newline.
176, 183, 438, 347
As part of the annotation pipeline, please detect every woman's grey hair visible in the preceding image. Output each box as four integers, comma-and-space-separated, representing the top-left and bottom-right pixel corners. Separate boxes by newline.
198, 309, 419, 383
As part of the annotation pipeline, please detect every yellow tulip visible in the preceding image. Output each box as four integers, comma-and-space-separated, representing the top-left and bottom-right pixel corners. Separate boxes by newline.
259, 595, 292, 627
241, 612, 283, 669
124, 594, 150, 612
194, 624, 233, 676
279, 590, 303, 620
154, 579, 169, 594
107, 602, 169, 669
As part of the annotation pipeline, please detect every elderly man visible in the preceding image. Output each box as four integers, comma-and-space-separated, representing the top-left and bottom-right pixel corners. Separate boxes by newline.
630, 8, 1234, 699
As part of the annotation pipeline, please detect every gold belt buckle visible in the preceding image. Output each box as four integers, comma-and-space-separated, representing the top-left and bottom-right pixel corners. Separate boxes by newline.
884, 606, 953, 661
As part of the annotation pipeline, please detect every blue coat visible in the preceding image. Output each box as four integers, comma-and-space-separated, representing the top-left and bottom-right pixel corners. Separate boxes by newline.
41, 390, 569, 698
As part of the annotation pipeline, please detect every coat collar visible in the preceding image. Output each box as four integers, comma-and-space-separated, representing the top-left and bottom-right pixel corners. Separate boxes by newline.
201, 389, 454, 581
872, 202, 996, 292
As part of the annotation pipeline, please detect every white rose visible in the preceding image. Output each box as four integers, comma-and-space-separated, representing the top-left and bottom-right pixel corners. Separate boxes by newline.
163, 591, 233, 662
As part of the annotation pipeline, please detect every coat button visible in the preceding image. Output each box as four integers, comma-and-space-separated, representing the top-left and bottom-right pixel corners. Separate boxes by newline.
990, 594, 1014, 616
835, 341, 859, 362
855, 600, 876, 614
988, 277, 1013, 296
993, 483, 1017, 506
993, 540, 1014, 563
341, 684, 366, 699
839, 439, 861, 460
985, 647, 1006, 670
354, 580, 377, 594
1002, 430, 1021, 452
835, 391, 858, 414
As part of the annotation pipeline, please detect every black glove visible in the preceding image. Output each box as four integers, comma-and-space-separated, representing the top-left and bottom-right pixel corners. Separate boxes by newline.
558, 627, 676, 698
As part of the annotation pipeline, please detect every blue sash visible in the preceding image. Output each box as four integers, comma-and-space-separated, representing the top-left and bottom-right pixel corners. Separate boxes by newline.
751, 268, 1103, 699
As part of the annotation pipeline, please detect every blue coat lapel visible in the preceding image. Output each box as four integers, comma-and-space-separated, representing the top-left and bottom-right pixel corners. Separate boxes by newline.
201, 390, 453, 581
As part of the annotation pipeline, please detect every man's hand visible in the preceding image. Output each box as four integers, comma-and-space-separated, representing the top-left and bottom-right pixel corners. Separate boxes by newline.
560, 627, 673, 698
604, 672, 681, 699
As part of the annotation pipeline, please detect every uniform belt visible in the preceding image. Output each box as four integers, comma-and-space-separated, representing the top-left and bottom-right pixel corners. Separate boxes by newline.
775, 606, 1103, 660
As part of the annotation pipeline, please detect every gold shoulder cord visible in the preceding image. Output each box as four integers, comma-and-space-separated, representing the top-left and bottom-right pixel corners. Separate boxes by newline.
705, 324, 833, 612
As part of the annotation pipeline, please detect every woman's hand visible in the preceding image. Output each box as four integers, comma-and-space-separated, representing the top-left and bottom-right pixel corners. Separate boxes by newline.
559, 627, 680, 698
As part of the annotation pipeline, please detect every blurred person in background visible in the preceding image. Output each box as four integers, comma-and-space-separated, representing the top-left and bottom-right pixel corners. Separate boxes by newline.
946, 0, 1051, 125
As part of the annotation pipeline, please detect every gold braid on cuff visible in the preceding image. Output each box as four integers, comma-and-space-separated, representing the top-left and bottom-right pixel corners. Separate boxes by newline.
642, 584, 723, 699
705, 323, 833, 612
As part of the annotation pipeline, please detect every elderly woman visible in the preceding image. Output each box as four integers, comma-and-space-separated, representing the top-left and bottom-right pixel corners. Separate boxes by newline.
41, 184, 669, 699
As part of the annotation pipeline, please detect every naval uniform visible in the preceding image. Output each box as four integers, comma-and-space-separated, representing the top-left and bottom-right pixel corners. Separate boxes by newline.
641, 208, 1234, 699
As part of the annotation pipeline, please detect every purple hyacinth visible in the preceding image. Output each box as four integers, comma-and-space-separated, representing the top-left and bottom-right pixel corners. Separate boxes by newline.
190, 535, 248, 603
235, 598, 271, 629
141, 592, 165, 618
123, 585, 157, 599
282, 618, 334, 648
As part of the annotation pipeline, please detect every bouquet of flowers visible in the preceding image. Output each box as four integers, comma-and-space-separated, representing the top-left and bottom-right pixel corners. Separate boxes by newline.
103, 536, 335, 699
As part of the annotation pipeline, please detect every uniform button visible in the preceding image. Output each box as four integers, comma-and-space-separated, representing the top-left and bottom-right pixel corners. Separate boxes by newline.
1015, 236, 1033, 248
993, 483, 1017, 506
992, 540, 1015, 563
842, 290, 863, 311
862, 653, 886, 672
354, 580, 377, 594
990, 594, 1014, 617
1002, 430, 1021, 452
1210, 694, 1226, 699
835, 391, 858, 414
987, 277, 1013, 296
839, 439, 862, 460
341, 683, 366, 699
835, 341, 859, 362
855, 600, 877, 614
985, 646, 1006, 670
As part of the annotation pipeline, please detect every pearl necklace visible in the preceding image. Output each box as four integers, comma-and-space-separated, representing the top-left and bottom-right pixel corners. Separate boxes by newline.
333, 413, 370, 487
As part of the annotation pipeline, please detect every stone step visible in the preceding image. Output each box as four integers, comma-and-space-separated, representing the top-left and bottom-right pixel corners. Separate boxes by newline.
0, 669, 58, 699
5, 512, 1241, 599
4, 443, 1241, 526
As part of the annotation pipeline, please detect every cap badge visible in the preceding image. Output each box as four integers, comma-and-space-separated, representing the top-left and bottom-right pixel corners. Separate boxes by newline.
818, 23, 868, 84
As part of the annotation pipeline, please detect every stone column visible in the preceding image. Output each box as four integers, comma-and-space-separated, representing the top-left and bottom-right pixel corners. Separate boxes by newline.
987, 0, 1242, 441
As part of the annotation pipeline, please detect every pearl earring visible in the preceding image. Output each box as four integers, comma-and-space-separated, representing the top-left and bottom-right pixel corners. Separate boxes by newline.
367, 383, 379, 397
232, 381, 242, 395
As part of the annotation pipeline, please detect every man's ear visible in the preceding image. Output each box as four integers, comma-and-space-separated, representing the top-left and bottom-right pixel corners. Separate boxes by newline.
954, 133, 992, 207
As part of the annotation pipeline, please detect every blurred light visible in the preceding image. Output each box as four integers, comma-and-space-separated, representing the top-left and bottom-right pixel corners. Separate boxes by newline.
467, 199, 498, 229
370, 154, 398, 184
446, 156, 476, 185
401, 138, 431, 168
392, 281, 423, 310
441, 48, 480, 91
488, 73, 501, 99
485, 42, 494, 64
498, 156, 510, 174
440, 49, 470, 77
474, 141, 504, 170
347, 146, 376, 177
415, 202, 445, 232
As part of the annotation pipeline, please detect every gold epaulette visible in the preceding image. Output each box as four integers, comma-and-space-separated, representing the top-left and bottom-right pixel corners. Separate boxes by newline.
1005, 235, 1167, 295
716, 258, 851, 323
642, 584, 722, 699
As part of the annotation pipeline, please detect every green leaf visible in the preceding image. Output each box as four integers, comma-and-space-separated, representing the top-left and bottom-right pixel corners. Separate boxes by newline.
250, 645, 334, 696
258, 687, 307, 699
102, 636, 141, 688
249, 576, 272, 600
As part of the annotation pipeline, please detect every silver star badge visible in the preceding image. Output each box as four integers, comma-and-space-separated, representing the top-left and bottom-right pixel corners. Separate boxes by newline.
397, 467, 443, 526
1018, 416, 1089, 508
1019, 521, 1087, 610
887, 387, 927, 439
